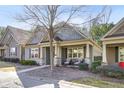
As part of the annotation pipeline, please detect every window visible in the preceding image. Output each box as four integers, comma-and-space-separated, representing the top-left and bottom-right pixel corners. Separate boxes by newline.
10, 47, 16, 56
119, 47, 124, 61
68, 49, 72, 58
73, 48, 78, 58
78, 48, 83, 58
67, 47, 84, 58
31, 48, 39, 58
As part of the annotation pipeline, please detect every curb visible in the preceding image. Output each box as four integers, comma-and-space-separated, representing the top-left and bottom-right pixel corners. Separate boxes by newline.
17, 65, 50, 73
59, 80, 98, 88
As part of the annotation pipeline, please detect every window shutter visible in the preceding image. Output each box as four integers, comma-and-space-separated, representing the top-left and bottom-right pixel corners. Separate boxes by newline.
115, 47, 118, 62
39, 48, 40, 58
15, 47, 17, 56
9, 48, 10, 56
29, 48, 31, 58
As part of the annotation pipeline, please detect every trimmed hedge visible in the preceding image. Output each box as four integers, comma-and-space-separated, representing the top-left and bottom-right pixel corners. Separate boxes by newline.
97, 64, 124, 79
91, 61, 101, 73
0, 58, 20, 63
79, 62, 89, 70
20, 60, 37, 65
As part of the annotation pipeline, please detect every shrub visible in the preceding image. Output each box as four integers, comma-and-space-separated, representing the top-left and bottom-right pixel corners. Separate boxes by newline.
1, 58, 20, 63
79, 62, 89, 70
97, 64, 124, 79
20, 60, 37, 65
91, 61, 101, 73
10, 58, 20, 63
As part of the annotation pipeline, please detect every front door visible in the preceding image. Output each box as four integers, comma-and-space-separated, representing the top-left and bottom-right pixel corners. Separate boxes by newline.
46, 47, 50, 65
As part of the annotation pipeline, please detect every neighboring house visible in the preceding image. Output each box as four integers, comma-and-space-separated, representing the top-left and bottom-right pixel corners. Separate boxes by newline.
102, 18, 124, 65
0, 26, 31, 59
0, 24, 102, 66
25, 23, 102, 66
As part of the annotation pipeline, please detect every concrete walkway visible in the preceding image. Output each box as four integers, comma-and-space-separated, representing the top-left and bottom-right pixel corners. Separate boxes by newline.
0, 65, 50, 88
18, 65, 49, 73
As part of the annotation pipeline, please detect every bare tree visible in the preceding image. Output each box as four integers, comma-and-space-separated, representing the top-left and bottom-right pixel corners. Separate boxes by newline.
16, 5, 107, 70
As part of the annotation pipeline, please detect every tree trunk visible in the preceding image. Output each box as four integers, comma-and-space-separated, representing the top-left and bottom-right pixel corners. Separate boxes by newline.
49, 29, 54, 71
49, 38, 54, 70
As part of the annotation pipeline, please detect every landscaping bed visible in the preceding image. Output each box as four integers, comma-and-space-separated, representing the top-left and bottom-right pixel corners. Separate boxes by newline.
72, 77, 124, 88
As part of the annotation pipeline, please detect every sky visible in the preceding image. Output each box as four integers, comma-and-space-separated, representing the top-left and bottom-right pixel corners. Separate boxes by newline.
0, 5, 124, 30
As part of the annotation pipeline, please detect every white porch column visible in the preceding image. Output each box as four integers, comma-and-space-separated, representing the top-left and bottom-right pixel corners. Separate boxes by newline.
85, 44, 90, 64
39, 47, 45, 65
19, 45, 22, 60
102, 44, 107, 65
40, 47, 43, 58
54, 43, 61, 66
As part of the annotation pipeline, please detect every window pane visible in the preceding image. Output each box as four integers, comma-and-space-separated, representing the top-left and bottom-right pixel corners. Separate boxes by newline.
31, 48, 39, 58
73, 48, 77, 58
10, 47, 16, 56
119, 47, 124, 61
10, 48, 15, 52
68, 49, 72, 58
78, 48, 83, 58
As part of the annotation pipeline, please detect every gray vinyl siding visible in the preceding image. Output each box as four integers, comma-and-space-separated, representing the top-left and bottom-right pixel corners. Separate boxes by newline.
89, 45, 93, 62
21, 47, 25, 60
5, 37, 21, 59
25, 47, 30, 60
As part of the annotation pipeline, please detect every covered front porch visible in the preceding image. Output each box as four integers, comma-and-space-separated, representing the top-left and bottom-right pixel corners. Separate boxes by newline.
102, 38, 124, 64
40, 39, 94, 66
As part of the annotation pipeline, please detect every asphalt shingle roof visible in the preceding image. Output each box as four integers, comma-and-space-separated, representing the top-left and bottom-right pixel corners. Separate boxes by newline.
7, 26, 32, 44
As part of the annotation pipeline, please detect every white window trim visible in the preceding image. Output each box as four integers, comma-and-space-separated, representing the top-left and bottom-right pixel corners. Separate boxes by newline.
119, 46, 124, 62
10, 47, 16, 56
67, 47, 84, 59
30, 48, 39, 59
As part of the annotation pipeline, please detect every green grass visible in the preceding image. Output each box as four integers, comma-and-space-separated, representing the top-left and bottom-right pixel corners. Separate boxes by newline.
72, 77, 124, 88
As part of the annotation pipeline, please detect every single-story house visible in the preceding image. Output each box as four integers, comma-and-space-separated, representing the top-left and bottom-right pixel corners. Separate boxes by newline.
25, 23, 102, 66
0, 23, 102, 66
102, 18, 124, 65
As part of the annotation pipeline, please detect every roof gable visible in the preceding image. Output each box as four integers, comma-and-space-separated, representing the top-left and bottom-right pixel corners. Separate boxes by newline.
41, 23, 88, 42
0, 26, 31, 45
102, 18, 124, 39
0, 28, 18, 46
54, 26, 85, 41
27, 26, 47, 45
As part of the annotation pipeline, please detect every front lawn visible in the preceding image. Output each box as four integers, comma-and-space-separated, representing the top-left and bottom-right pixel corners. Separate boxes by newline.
0, 61, 15, 68
0, 61, 37, 72
0, 61, 16, 72
72, 77, 124, 88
